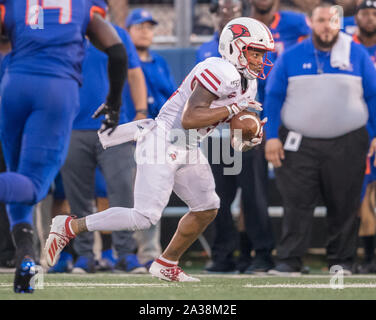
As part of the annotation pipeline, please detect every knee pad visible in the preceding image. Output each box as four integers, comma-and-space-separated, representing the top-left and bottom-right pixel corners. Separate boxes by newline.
0, 172, 38, 205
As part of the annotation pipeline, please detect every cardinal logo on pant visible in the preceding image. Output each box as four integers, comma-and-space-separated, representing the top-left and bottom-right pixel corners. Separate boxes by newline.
169, 152, 177, 161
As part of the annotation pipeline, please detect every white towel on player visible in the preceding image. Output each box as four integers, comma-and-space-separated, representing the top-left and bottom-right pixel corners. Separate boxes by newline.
98, 119, 156, 149
331, 31, 353, 71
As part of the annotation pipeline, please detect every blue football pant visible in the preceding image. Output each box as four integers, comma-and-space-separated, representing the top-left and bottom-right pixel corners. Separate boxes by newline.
0, 72, 79, 228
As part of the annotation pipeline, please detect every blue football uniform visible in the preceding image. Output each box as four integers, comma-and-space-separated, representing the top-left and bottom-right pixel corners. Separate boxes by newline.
353, 34, 376, 67
353, 34, 376, 198
196, 31, 221, 63
268, 11, 311, 60
259, 11, 311, 103
124, 51, 177, 120
342, 16, 358, 35
0, 0, 107, 228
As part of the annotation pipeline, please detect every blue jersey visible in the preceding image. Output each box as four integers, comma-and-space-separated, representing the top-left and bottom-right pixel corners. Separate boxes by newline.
353, 33, 376, 195
196, 11, 310, 65
0, 0, 106, 84
74, 25, 141, 130
124, 51, 177, 120
196, 32, 220, 63
353, 34, 376, 139
353, 34, 376, 68
269, 11, 311, 62
342, 16, 357, 35
0, 52, 9, 82
258, 11, 311, 104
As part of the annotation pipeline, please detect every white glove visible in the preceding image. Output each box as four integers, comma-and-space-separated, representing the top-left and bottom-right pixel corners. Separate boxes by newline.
256, 117, 268, 139
247, 100, 263, 112
226, 102, 246, 116
226, 100, 263, 116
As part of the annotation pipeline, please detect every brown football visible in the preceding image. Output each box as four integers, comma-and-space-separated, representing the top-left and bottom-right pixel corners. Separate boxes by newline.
230, 110, 261, 141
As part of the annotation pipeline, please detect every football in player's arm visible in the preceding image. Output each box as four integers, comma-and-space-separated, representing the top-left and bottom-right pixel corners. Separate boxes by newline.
45, 17, 275, 283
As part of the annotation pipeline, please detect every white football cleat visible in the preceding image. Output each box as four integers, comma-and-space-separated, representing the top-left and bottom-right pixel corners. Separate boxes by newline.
45, 215, 76, 267
149, 259, 200, 282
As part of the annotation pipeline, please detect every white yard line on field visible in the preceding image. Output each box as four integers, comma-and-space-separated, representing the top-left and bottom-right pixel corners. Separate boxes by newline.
197, 274, 376, 279
243, 283, 376, 289
0, 282, 215, 288
0, 282, 173, 288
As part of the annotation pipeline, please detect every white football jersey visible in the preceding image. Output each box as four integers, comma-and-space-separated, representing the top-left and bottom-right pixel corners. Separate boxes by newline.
156, 57, 258, 145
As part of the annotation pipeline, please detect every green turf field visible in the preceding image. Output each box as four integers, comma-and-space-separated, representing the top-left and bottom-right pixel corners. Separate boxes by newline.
1, 273, 376, 300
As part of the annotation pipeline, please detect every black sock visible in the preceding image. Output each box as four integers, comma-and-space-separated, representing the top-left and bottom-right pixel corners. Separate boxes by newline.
100, 233, 112, 252
11, 223, 35, 266
239, 231, 252, 260
62, 240, 76, 258
362, 236, 375, 262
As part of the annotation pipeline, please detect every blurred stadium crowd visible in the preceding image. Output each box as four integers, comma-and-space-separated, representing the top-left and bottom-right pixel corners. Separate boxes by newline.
1, 0, 376, 279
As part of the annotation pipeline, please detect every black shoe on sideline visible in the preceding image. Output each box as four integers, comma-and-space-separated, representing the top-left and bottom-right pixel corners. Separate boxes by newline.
244, 256, 274, 274
205, 261, 239, 274
267, 262, 302, 276
236, 257, 253, 273
0, 257, 15, 269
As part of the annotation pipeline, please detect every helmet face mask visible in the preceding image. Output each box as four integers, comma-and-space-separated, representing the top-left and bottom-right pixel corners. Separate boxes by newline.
219, 17, 275, 80
235, 40, 274, 80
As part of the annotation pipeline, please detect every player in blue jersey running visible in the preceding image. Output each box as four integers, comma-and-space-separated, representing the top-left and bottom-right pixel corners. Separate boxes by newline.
0, 0, 128, 293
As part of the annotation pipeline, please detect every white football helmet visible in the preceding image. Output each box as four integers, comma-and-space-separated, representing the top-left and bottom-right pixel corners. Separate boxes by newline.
219, 17, 275, 80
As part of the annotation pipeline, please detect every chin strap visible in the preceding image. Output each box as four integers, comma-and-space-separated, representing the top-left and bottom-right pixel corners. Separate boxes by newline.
240, 67, 257, 80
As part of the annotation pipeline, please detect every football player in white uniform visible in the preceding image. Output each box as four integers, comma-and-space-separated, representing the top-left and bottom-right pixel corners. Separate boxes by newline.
45, 17, 274, 282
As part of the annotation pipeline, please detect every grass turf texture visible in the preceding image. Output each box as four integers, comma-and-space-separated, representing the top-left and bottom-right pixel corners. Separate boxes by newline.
1, 273, 376, 300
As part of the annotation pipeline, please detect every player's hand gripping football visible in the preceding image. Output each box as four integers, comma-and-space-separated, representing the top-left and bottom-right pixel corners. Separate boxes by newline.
231, 116, 267, 152
92, 103, 120, 135
242, 116, 267, 151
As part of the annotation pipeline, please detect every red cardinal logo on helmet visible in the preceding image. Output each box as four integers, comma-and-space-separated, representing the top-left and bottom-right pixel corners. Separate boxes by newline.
228, 24, 251, 40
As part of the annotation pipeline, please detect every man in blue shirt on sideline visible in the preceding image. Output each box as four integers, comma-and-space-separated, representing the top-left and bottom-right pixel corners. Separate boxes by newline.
124, 9, 176, 120
264, 2, 376, 275
125, 8, 177, 269
60, 21, 149, 274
